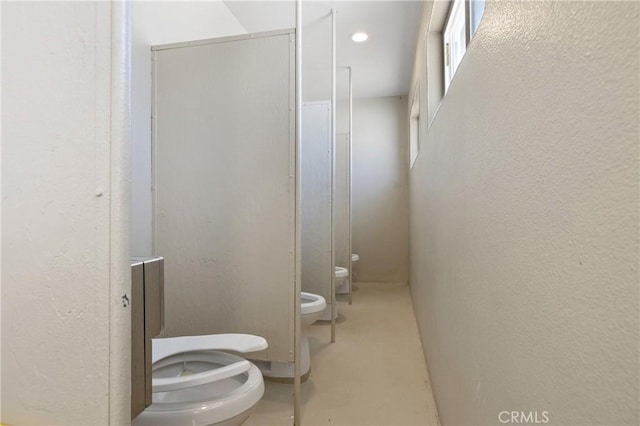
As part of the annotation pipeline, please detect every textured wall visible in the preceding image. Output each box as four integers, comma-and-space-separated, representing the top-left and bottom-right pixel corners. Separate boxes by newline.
2, 2, 131, 424
338, 96, 409, 283
131, 1, 246, 256
408, 1, 639, 424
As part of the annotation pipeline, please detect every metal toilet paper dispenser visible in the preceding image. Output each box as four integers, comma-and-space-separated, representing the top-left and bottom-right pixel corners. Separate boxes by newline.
130, 257, 165, 419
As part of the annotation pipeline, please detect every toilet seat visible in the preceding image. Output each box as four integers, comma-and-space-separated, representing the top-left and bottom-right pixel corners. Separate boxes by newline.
133, 334, 267, 426
152, 356, 252, 392
153, 333, 268, 363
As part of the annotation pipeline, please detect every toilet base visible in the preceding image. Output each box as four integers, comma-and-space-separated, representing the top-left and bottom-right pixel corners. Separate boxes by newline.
215, 406, 255, 426
318, 302, 339, 321
250, 333, 312, 381
260, 367, 312, 384
335, 279, 350, 294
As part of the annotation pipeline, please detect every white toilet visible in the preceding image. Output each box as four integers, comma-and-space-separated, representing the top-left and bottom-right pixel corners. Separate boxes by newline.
301, 291, 327, 327
335, 265, 349, 294
346, 254, 359, 295
133, 334, 268, 426
253, 291, 326, 381
319, 267, 348, 319
335, 266, 349, 280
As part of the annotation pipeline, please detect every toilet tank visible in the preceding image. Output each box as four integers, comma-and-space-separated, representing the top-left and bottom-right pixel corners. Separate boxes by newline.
131, 257, 165, 419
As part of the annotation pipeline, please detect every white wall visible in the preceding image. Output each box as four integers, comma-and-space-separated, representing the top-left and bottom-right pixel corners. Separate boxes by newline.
2, 2, 131, 424
338, 96, 409, 283
132, 1, 245, 256
409, 1, 639, 424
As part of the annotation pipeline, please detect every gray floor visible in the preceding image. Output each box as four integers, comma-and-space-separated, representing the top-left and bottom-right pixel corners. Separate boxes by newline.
245, 282, 441, 426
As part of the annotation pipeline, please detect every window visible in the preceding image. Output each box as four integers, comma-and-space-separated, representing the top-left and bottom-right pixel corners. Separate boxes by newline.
470, 0, 486, 36
443, 0, 485, 92
443, 0, 466, 92
409, 86, 420, 167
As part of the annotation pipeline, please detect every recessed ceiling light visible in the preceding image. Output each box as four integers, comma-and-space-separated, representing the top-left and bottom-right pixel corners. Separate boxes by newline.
351, 32, 368, 43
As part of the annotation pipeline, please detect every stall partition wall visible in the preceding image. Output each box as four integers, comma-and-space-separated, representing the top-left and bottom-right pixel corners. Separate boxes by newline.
335, 133, 351, 273
152, 30, 297, 363
301, 101, 333, 306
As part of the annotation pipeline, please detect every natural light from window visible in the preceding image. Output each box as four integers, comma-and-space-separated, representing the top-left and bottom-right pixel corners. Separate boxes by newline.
443, 0, 485, 93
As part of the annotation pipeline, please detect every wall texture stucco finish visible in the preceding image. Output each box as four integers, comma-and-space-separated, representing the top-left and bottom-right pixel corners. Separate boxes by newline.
2, 2, 131, 424
408, 1, 639, 424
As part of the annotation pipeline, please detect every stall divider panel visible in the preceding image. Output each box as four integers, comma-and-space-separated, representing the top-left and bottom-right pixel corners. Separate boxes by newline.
152, 30, 297, 363
301, 101, 333, 304
335, 133, 351, 273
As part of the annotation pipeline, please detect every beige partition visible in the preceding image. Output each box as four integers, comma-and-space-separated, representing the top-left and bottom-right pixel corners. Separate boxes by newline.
301, 101, 333, 303
335, 133, 351, 270
152, 30, 296, 363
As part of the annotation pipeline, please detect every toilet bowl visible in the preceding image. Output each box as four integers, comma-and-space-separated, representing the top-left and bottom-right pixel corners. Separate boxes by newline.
133, 334, 268, 426
341, 254, 359, 296
302, 291, 327, 326
335, 265, 349, 294
335, 266, 348, 279
299, 292, 327, 377
252, 292, 326, 381
319, 267, 349, 318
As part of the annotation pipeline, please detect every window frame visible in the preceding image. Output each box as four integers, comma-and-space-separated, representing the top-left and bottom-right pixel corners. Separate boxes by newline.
442, 0, 485, 93
409, 84, 420, 168
443, 0, 466, 93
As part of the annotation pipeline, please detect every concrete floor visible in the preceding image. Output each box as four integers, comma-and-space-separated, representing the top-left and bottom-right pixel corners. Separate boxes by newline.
245, 282, 441, 426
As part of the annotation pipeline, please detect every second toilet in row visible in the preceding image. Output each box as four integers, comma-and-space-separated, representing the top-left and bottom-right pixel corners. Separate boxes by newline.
251, 291, 326, 381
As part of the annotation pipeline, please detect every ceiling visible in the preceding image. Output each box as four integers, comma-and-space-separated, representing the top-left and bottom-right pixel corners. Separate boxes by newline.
224, 0, 424, 101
